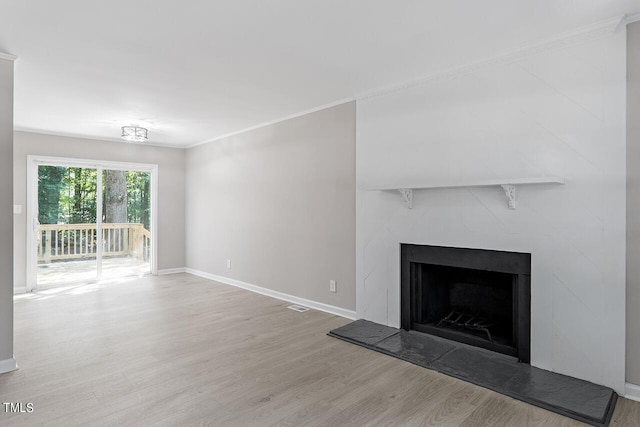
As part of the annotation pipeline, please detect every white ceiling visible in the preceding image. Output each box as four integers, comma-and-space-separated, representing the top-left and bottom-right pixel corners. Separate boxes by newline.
1, 1, 639, 148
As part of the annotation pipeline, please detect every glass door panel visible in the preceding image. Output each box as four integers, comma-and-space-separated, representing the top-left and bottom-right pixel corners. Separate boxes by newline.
101, 169, 151, 280
36, 165, 99, 286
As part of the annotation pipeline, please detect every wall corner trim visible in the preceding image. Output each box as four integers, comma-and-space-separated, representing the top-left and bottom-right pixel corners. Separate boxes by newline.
185, 268, 357, 320
157, 268, 187, 276
625, 382, 640, 402
13, 287, 27, 295
0, 358, 18, 375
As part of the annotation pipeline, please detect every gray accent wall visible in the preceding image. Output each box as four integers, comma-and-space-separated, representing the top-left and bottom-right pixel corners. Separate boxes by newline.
627, 21, 640, 386
0, 58, 14, 365
185, 102, 356, 310
13, 131, 186, 290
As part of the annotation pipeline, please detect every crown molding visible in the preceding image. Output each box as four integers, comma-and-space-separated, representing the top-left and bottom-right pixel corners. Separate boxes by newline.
0, 52, 18, 61
12, 13, 633, 149
624, 12, 640, 25
186, 98, 354, 149
17, 98, 355, 150
14, 127, 186, 149
356, 15, 625, 102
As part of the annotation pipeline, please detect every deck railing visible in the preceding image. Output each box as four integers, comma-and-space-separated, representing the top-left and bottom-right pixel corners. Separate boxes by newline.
37, 223, 151, 264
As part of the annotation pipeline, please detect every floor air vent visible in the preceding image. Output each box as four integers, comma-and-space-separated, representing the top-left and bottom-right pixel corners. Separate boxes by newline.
287, 304, 310, 313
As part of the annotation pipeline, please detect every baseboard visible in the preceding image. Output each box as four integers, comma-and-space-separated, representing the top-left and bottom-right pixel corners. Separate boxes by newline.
157, 268, 186, 275
185, 268, 357, 320
13, 287, 27, 295
625, 382, 640, 402
0, 358, 18, 374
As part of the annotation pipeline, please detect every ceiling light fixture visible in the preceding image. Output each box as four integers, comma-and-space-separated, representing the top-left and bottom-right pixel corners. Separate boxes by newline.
121, 125, 148, 142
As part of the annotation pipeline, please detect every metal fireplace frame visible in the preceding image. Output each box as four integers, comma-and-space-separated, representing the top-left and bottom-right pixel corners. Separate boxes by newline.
400, 244, 531, 363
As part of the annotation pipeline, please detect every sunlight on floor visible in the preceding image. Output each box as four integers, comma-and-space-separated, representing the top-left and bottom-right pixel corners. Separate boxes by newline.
37, 256, 150, 287
15, 275, 146, 302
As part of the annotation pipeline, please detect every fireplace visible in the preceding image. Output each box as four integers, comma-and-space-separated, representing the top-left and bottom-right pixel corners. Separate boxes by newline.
401, 244, 531, 362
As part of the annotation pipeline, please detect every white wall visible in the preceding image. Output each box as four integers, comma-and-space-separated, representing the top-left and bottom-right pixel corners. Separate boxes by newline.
185, 102, 356, 311
0, 57, 15, 371
13, 131, 186, 290
356, 30, 626, 392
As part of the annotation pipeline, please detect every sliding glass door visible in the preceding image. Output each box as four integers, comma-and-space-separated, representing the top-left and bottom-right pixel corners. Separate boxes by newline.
101, 169, 152, 280
30, 157, 156, 289
36, 165, 99, 286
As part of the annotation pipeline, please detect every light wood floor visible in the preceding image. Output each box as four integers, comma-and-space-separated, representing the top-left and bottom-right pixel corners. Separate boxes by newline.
1, 274, 638, 426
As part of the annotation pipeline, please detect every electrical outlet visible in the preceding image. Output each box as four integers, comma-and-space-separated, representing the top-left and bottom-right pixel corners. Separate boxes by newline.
329, 280, 337, 293
226, 259, 231, 269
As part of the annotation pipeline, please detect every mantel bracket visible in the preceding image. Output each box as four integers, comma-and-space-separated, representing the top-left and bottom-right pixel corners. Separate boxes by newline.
377, 177, 564, 210
398, 189, 413, 209
501, 185, 516, 209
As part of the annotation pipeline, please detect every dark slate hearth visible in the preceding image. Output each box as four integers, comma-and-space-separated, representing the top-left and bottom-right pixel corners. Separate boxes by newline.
328, 319, 617, 427
434, 345, 525, 389
328, 318, 398, 346
376, 330, 456, 366
504, 366, 617, 424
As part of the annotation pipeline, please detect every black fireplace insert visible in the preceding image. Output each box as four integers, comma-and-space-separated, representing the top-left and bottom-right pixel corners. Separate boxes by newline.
401, 244, 531, 362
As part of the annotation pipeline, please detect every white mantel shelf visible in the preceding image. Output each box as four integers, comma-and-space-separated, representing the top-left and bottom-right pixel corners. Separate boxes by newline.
369, 177, 565, 210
